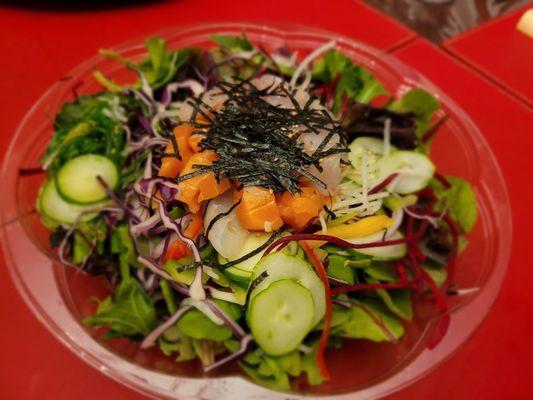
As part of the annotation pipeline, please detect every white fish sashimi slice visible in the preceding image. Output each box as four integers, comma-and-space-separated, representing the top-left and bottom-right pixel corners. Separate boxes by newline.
204, 192, 248, 259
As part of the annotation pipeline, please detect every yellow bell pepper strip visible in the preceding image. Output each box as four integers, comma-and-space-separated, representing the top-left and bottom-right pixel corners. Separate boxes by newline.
307, 215, 393, 248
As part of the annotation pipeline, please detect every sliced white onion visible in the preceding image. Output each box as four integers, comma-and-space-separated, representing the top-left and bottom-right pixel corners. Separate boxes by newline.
385, 208, 404, 238
182, 298, 223, 325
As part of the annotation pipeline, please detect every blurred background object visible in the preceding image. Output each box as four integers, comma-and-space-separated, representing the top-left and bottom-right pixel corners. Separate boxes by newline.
363, 0, 531, 41
516, 8, 533, 37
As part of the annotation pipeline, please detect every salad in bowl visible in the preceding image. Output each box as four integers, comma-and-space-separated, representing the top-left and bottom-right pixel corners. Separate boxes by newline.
29, 32, 480, 392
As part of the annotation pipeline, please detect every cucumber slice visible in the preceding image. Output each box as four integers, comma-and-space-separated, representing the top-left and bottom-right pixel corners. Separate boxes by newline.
249, 279, 314, 356
377, 151, 434, 194
347, 230, 407, 261
348, 137, 396, 185
222, 267, 251, 286
39, 179, 98, 224
249, 252, 325, 327
56, 154, 119, 204
220, 232, 272, 285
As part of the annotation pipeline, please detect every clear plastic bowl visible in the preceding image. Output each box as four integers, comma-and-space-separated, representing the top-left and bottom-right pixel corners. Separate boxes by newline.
0, 23, 512, 399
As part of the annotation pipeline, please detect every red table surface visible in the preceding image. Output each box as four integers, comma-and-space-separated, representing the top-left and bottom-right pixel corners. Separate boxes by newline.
0, 1, 413, 399
444, 4, 533, 107
1, 1, 532, 399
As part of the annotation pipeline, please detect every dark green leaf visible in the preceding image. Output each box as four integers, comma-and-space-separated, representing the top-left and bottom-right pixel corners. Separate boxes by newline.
364, 262, 398, 282
83, 278, 157, 337
389, 88, 440, 137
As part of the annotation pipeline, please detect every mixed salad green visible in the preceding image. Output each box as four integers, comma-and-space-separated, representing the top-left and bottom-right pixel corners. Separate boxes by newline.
34, 34, 478, 391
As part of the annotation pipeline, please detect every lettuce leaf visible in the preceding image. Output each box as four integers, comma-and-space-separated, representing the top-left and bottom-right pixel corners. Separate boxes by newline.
138, 38, 194, 89
432, 176, 478, 232
72, 219, 108, 264
374, 289, 413, 321
336, 298, 404, 342
301, 346, 326, 386
327, 254, 356, 284
211, 34, 253, 51
240, 348, 291, 390
177, 299, 242, 341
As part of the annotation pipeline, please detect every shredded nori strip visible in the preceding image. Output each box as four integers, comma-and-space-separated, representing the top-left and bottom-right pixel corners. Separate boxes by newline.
245, 270, 270, 306
323, 205, 337, 220
184, 79, 348, 193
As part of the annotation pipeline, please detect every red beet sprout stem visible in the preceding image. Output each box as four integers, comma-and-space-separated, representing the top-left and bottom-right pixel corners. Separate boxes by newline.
331, 281, 414, 295
369, 173, 399, 195
434, 171, 452, 188
264, 233, 417, 256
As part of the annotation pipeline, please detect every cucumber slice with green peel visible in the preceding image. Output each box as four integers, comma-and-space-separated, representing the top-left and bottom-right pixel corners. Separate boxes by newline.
219, 232, 272, 285
347, 230, 407, 261
348, 137, 396, 185
56, 154, 119, 204
249, 252, 325, 327
223, 267, 252, 286
38, 179, 99, 224
249, 279, 315, 356
377, 151, 435, 194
